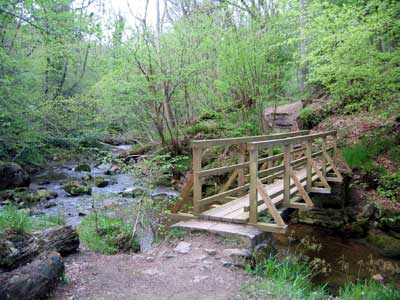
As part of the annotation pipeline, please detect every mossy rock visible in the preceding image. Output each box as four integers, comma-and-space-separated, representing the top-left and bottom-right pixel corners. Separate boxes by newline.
81, 174, 92, 181
93, 177, 109, 188
74, 164, 91, 172
153, 177, 172, 187
63, 182, 91, 196
121, 187, 146, 198
367, 229, 400, 258
380, 216, 400, 233
31, 189, 58, 202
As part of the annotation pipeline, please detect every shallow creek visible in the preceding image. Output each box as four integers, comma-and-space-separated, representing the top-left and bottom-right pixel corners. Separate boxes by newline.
273, 224, 400, 292
30, 145, 177, 227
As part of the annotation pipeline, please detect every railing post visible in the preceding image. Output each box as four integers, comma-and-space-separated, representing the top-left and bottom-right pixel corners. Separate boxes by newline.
238, 143, 246, 196
283, 144, 291, 205
192, 146, 202, 216
322, 137, 327, 176
267, 147, 274, 184
248, 145, 258, 224
306, 140, 312, 192
332, 133, 338, 165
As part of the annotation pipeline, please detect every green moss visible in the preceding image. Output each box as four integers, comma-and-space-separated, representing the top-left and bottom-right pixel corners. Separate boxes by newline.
75, 163, 91, 172
298, 107, 322, 129
367, 230, 400, 258
93, 176, 109, 188
63, 181, 92, 196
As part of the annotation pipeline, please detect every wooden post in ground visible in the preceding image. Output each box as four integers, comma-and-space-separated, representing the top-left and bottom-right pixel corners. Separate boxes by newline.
322, 137, 327, 176
283, 144, 291, 206
192, 146, 202, 216
306, 140, 312, 192
248, 146, 258, 224
237, 143, 246, 196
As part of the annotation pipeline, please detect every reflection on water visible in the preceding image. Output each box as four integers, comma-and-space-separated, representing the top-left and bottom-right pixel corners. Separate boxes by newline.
273, 224, 400, 292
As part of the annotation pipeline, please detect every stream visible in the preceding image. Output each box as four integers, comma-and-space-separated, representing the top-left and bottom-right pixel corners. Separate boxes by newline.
30, 145, 177, 227
273, 223, 400, 292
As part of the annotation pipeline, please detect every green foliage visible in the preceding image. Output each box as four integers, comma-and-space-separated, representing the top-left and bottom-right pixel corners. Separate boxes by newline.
0, 206, 32, 234
377, 172, 400, 202
0, 206, 63, 234
78, 213, 140, 255
339, 281, 400, 300
307, 0, 400, 112
245, 257, 326, 300
298, 108, 322, 129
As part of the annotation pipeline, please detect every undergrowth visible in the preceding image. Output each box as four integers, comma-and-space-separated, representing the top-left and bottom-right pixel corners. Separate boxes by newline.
0, 205, 64, 234
78, 213, 140, 255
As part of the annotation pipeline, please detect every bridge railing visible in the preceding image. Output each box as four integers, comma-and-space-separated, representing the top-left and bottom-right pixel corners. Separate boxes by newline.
189, 130, 310, 216
246, 130, 340, 226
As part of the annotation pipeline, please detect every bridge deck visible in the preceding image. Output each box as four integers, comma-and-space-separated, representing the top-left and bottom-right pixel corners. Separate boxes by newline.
200, 165, 332, 224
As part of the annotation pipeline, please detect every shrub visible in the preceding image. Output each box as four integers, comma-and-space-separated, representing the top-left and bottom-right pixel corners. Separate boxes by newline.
339, 281, 400, 300
377, 172, 400, 202
78, 213, 140, 255
0, 206, 32, 234
298, 107, 322, 129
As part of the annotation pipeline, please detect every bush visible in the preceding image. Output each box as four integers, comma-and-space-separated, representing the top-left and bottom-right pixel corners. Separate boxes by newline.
377, 172, 400, 202
245, 257, 326, 299
0, 206, 63, 234
339, 281, 400, 300
78, 213, 140, 255
298, 107, 322, 129
0, 206, 32, 234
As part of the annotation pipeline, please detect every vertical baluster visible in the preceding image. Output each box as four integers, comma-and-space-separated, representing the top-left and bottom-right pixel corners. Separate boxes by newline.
306, 140, 312, 192
322, 137, 327, 177
283, 144, 291, 205
249, 145, 258, 224
238, 143, 246, 196
192, 146, 202, 216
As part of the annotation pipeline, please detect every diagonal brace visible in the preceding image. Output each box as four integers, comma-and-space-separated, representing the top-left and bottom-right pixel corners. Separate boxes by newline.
256, 179, 285, 227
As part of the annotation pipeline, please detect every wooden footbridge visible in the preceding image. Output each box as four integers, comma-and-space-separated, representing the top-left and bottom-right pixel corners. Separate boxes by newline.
169, 130, 347, 234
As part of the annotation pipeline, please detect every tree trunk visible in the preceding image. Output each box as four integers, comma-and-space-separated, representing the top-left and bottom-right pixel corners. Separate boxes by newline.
0, 251, 64, 300
0, 225, 79, 272
299, 0, 307, 92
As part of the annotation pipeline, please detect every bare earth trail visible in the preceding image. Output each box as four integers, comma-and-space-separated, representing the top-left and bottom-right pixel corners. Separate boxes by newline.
50, 234, 251, 300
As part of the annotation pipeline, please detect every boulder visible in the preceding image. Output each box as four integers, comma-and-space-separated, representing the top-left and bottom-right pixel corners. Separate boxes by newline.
74, 163, 91, 172
367, 229, 400, 258
263, 101, 302, 131
63, 181, 91, 196
0, 252, 64, 300
81, 174, 92, 181
121, 187, 146, 198
298, 208, 345, 229
104, 165, 122, 175
0, 162, 30, 190
93, 176, 109, 188
174, 241, 191, 254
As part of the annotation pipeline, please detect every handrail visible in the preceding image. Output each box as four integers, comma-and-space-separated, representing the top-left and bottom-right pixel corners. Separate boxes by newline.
247, 130, 337, 150
191, 130, 309, 148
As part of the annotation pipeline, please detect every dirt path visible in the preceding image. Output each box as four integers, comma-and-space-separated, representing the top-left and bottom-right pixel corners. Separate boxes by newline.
50, 234, 251, 300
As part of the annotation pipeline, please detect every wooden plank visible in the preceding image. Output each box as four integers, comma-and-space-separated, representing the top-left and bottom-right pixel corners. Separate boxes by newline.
191, 130, 309, 148
306, 140, 312, 192
290, 169, 313, 208
323, 150, 343, 181
168, 213, 197, 221
219, 169, 238, 193
238, 143, 246, 196
310, 187, 331, 194
283, 145, 291, 205
171, 174, 194, 213
199, 183, 249, 206
248, 130, 337, 150
192, 147, 202, 215
286, 202, 313, 210
322, 137, 327, 176
199, 162, 248, 177
310, 158, 330, 189
251, 222, 288, 234
249, 147, 258, 224
256, 179, 285, 226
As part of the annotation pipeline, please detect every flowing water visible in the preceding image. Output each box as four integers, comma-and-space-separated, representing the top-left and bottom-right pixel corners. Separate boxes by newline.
30, 145, 177, 227
273, 224, 400, 292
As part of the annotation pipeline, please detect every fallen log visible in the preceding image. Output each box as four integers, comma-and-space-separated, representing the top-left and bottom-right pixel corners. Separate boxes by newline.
0, 225, 79, 271
0, 251, 64, 300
